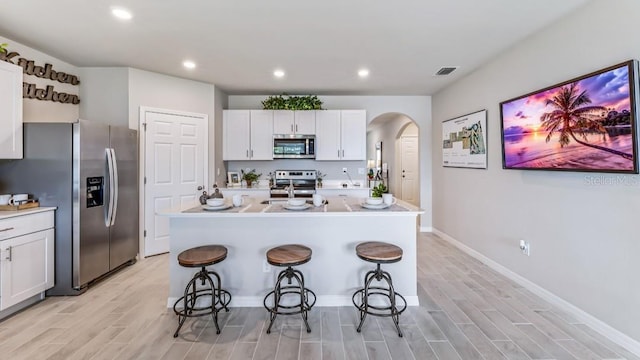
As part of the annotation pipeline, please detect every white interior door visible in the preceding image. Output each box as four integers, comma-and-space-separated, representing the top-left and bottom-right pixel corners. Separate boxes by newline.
141, 108, 207, 257
400, 135, 419, 206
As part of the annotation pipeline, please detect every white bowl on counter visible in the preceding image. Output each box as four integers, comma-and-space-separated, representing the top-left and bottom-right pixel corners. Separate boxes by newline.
287, 198, 306, 206
365, 197, 383, 205
206, 198, 225, 206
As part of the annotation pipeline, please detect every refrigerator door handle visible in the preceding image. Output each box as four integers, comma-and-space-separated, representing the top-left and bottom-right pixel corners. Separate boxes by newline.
110, 148, 119, 226
106, 148, 115, 227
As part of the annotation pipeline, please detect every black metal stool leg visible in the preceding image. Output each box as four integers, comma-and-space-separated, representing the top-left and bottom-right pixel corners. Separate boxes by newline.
173, 266, 233, 338
264, 266, 316, 334
266, 268, 288, 334
352, 263, 406, 337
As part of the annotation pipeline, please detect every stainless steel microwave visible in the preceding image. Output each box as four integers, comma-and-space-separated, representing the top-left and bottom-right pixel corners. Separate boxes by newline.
273, 135, 315, 159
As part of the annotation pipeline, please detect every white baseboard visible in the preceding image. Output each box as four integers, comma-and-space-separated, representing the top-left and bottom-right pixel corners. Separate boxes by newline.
419, 226, 433, 232
431, 228, 640, 357
167, 295, 419, 308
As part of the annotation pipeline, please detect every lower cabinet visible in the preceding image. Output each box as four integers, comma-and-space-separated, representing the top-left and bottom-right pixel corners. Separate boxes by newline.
0, 211, 55, 311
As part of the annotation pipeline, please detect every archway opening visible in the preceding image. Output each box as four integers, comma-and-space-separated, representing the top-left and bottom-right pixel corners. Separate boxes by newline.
366, 113, 420, 206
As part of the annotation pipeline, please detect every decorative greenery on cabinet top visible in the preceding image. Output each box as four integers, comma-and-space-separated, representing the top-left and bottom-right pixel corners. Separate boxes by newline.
262, 94, 323, 110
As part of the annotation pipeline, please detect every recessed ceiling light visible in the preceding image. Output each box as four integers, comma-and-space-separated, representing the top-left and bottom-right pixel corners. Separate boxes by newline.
111, 7, 133, 20
183, 60, 196, 69
358, 69, 370, 78
274, 69, 285, 78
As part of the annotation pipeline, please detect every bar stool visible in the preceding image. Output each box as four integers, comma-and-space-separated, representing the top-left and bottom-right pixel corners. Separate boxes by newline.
173, 245, 232, 337
263, 244, 316, 334
352, 241, 407, 337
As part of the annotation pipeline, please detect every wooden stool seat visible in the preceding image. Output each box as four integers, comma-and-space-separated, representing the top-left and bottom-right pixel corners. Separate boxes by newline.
356, 241, 402, 263
177, 245, 227, 267
266, 244, 312, 266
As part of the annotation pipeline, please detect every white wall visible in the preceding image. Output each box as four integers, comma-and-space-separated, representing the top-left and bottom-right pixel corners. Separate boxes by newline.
229, 95, 432, 227
1, 35, 79, 123
128, 68, 216, 131
79, 67, 128, 126
212, 87, 228, 188
432, 0, 640, 346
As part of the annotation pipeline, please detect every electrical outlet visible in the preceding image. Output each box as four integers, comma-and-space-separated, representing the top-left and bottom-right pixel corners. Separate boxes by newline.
342, 167, 348, 173
519, 240, 531, 256
358, 168, 365, 175
262, 259, 271, 272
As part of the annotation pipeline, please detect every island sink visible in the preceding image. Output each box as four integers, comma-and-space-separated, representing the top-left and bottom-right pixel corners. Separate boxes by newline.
260, 199, 329, 205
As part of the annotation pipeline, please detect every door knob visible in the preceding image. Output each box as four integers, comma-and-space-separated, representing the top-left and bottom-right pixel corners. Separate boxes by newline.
197, 186, 203, 190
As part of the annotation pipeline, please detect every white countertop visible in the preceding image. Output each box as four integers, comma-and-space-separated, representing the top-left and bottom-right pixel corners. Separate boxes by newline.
0, 207, 57, 220
161, 196, 422, 218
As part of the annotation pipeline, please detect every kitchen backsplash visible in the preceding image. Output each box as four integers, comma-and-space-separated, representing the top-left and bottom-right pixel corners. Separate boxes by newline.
225, 159, 367, 184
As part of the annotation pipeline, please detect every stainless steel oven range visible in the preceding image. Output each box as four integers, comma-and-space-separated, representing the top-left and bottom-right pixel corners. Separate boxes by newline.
270, 170, 317, 198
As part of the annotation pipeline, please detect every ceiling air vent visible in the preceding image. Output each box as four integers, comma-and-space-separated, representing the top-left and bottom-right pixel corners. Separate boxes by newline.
434, 66, 458, 76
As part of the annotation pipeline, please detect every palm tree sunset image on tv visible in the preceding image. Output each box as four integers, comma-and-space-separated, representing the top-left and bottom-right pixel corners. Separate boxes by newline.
500, 60, 639, 174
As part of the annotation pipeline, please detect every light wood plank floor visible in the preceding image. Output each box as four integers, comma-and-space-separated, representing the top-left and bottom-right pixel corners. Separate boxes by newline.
1, 233, 637, 360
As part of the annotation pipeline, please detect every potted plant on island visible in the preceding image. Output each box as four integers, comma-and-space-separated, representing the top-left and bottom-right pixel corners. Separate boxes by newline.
371, 182, 387, 198
241, 169, 261, 188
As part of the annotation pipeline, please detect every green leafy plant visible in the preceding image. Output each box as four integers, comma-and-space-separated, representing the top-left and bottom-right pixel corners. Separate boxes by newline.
241, 168, 262, 183
371, 182, 387, 197
262, 93, 323, 110
0, 43, 8, 53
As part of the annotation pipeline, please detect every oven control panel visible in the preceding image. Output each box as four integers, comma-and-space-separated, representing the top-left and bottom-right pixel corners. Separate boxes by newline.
275, 170, 317, 180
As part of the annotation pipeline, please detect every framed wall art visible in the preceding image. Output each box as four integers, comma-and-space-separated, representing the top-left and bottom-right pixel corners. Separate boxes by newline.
227, 171, 240, 186
500, 60, 638, 174
442, 109, 488, 169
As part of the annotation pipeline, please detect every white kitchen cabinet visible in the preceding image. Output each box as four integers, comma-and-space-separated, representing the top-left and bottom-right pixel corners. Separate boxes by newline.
223, 110, 273, 160
0, 60, 23, 159
315, 110, 366, 160
0, 210, 55, 311
249, 110, 274, 160
273, 110, 316, 135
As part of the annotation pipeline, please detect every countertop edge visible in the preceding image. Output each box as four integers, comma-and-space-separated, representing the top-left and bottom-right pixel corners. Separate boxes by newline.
0, 206, 57, 220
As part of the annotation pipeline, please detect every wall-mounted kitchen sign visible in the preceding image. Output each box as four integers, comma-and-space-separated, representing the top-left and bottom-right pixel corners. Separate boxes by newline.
0, 48, 80, 104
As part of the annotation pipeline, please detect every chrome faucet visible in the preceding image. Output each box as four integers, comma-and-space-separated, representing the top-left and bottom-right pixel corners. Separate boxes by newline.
285, 179, 295, 198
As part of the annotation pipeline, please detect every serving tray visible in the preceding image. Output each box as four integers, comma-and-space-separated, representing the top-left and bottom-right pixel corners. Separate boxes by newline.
0, 201, 40, 211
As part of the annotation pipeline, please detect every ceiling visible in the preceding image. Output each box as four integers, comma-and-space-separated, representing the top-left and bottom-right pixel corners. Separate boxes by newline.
0, 0, 590, 96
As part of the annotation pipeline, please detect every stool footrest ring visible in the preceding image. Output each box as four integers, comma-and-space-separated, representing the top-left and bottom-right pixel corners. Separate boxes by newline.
172, 268, 231, 337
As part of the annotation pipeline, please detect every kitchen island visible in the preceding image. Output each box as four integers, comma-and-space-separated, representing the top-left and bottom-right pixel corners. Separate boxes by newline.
162, 196, 423, 307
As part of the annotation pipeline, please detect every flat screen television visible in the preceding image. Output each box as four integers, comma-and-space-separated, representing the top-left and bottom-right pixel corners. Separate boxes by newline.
500, 60, 639, 174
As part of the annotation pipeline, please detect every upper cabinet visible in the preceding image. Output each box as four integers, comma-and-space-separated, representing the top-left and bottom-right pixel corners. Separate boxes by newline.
273, 110, 316, 135
223, 110, 273, 160
315, 110, 366, 161
0, 61, 23, 159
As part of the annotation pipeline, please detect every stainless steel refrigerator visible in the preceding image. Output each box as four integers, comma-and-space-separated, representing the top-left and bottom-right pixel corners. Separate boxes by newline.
0, 119, 138, 295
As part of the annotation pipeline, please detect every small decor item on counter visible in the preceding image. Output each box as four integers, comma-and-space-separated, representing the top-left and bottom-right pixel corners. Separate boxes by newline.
200, 184, 224, 205
261, 93, 323, 110
241, 168, 262, 188
199, 191, 209, 205
267, 171, 275, 188
227, 172, 241, 187
371, 182, 387, 198
316, 171, 326, 188
0, 194, 11, 205
210, 184, 224, 199
368, 168, 375, 180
